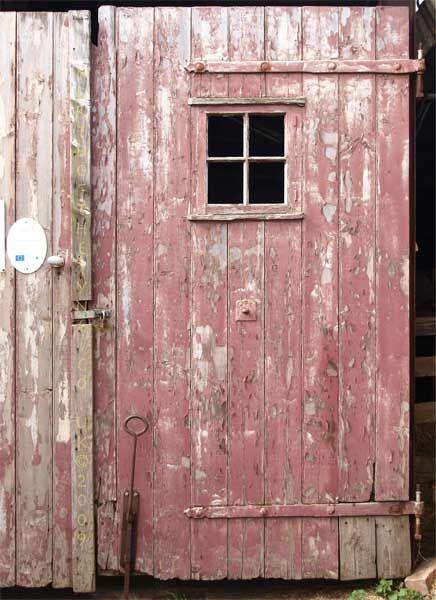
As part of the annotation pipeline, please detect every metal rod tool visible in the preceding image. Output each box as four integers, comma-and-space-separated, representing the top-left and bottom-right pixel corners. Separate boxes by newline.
120, 415, 148, 599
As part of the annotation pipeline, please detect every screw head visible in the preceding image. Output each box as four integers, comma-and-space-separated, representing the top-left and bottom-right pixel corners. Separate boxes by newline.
195, 62, 205, 72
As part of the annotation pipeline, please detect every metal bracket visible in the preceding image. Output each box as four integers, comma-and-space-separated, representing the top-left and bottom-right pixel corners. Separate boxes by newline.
72, 308, 111, 321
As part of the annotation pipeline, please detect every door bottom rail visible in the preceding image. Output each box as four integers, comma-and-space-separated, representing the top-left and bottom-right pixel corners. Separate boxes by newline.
185, 499, 423, 520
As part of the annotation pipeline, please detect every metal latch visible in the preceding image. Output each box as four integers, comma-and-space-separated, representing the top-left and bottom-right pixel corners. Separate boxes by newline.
72, 308, 111, 321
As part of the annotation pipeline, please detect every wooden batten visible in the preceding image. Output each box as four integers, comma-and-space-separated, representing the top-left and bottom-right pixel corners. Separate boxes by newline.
70, 10, 91, 301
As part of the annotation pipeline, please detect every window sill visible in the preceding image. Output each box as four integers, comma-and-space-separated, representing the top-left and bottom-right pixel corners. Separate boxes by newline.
188, 212, 304, 222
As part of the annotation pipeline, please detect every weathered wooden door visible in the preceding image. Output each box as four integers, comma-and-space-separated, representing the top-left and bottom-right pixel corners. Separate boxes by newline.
90, 4, 418, 583
0, 10, 95, 592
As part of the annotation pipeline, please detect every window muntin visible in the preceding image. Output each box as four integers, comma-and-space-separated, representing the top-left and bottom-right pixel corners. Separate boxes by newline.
207, 113, 286, 205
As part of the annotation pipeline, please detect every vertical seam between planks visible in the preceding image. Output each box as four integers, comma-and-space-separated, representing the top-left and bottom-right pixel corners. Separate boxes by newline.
188, 6, 193, 575
374, 7, 378, 501
262, 219, 266, 576
51, 15, 55, 581
13, 11, 18, 586
114, 6, 119, 568
151, 6, 155, 576
188, 7, 192, 577
335, 6, 340, 511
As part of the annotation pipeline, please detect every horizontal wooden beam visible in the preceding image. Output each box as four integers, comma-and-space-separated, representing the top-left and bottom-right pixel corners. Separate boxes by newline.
415, 356, 436, 378
188, 212, 304, 222
414, 401, 435, 425
189, 96, 305, 106
186, 58, 425, 75
185, 501, 422, 519
416, 316, 436, 336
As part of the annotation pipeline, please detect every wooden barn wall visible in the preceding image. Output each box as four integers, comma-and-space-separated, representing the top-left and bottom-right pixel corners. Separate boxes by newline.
0, 4, 412, 588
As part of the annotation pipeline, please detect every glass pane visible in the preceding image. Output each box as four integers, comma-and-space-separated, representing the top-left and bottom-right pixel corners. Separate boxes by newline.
249, 162, 284, 204
208, 162, 244, 204
249, 115, 284, 156
208, 115, 244, 157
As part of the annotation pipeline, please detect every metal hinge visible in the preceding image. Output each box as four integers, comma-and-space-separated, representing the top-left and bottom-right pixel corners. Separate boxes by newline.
72, 308, 111, 322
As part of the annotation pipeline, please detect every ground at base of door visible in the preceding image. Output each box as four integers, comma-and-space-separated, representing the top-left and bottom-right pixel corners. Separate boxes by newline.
1, 577, 436, 600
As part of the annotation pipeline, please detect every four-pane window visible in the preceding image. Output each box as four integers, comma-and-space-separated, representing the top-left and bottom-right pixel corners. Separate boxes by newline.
207, 113, 285, 205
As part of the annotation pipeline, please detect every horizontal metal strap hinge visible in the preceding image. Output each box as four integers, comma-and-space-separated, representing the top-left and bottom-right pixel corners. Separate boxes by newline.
185, 500, 424, 520
72, 308, 111, 321
186, 58, 425, 75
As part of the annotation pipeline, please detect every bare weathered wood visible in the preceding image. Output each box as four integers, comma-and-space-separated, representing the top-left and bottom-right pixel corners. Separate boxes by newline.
16, 12, 53, 587
188, 212, 304, 222
339, 517, 376, 580
338, 6, 376, 504
188, 96, 305, 106
375, 5, 410, 502
414, 401, 435, 424
91, 5, 118, 573
71, 324, 95, 592
376, 516, 411, 578
153, 7, 191, 579
185, 501, 420, 519
70, 11, 91, 301
415, 356, 436, 378
416, 316, 436, 336
185, 58, 424, 74
116, 7, 154, 575
52, 12, 72, 588
264, 5, 303, 581
0, 11, 16, 588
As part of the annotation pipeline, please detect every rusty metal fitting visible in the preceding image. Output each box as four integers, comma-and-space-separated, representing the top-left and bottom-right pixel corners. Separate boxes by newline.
195, 62, 205, 73
260, 61, 271, 72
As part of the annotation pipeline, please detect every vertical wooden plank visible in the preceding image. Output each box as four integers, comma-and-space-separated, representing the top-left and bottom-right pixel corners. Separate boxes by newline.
0, 11, 16, 588
71, 324, 95, 592
191, 7, 229, 98
153, 7, 191, 579
227, 8, 265, 580
338, 6, 376, 504
52, 12, 72, 588
116, 7, 154, 575
375, 5, 410, 502
91, 5, 118, 573
191, 224, 228, 580
264, 7, 303, 580
302, 518, 339, 579
301, 6, 339, 579
376, 516, 411, 578
228, 6, 265, 98
190, 7, 228, 580
337, 7, 377, 581
339, 517, 376, 580
70, 12, 94, 592
16, 12, 53, 587
70, 11, 91, 302
227, 222, 265, 580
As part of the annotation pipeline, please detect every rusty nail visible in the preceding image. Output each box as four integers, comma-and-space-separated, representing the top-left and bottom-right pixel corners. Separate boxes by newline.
242, 308, 250, 315
327, 61, 337, 71
394, 63, 402, 71
195, 62, 205, 72
260, 61, 271, 72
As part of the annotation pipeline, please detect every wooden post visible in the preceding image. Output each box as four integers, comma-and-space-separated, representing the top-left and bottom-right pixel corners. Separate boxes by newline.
71, 325, 95, 592
70, 10, 95, 592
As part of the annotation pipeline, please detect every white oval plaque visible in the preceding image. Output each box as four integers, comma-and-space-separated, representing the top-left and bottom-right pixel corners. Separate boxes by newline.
7, 218, 47, 274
